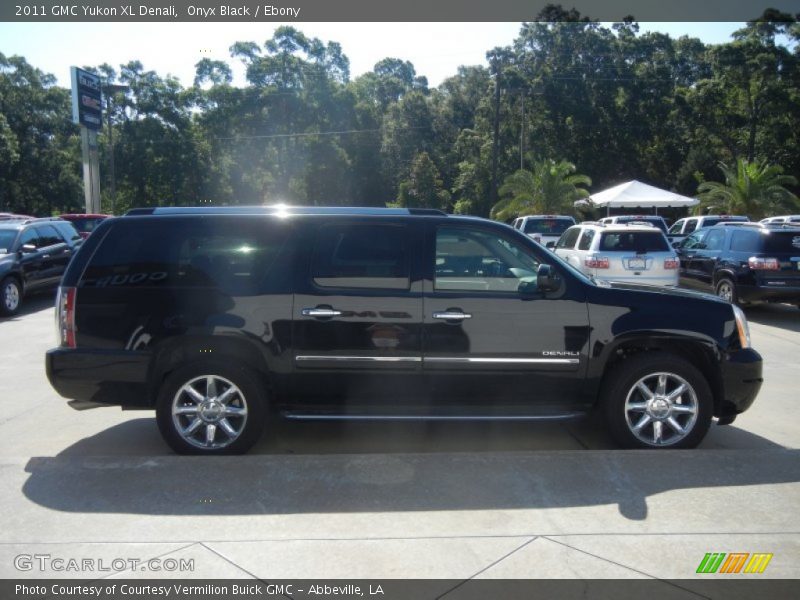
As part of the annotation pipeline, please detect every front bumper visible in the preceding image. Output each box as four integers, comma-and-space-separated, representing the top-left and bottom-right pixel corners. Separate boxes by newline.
46, 348, 151, 408
718, 348, 763, 418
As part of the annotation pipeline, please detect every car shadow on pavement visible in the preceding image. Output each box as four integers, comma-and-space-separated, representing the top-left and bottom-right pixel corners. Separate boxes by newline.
745, 303, 800, 333
0, 292, 54, 322
21, 417, 797, 521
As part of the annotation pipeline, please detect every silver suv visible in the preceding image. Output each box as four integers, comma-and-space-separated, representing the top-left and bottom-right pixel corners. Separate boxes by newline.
555, 222, 679, 286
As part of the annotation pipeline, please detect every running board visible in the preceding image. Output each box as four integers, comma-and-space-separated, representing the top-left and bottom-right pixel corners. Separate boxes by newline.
281, 412, 585, 422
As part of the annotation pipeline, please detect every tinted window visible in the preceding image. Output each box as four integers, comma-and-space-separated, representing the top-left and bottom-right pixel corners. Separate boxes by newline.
69, 217, 103, 234
762, 231, 800, 253
0, 230, 18, 251
556, 227, 581, 249
82, 217, 291, 294
703, 217, 747, 227
435, 227, 540, 293
36, 225, 64, 247
18, 228, 41, 249
577, 229, 595, 250
599, 231, 669, 252
703, 229, 726, 251
523, 218, 574, 235
683, 219, 698, 234
730, 230, 761, 253
312, 223, 409, 290
53, 221, 82, 243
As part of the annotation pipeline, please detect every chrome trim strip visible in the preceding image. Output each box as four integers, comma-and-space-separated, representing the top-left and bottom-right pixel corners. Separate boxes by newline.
296, 355, 422, 363
423, 357, 580, 365
283, 412, 585, 422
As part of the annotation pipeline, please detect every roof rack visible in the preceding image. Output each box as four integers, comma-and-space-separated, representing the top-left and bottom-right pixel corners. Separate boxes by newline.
124, 206, 448, 217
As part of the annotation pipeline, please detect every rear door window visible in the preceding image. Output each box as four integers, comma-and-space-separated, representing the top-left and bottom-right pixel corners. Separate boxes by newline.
599, 231, 670, 252
683, 219, 698, 234
555, 227, 581, 249
36, 225, 64, 247
311, 223, 410, 290
577, 229, 595, 250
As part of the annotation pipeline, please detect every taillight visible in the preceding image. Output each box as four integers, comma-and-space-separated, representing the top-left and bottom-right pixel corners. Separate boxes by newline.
56, 286, 77, 348
664, 257, 680, 270
585, 256, 610, 269
748, 257, 779, 270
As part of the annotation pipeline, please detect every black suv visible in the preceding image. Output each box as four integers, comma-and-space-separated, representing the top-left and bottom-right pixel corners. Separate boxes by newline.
46, 207, 763, 454
0, 218, 83, 316
676, 223, 800, 307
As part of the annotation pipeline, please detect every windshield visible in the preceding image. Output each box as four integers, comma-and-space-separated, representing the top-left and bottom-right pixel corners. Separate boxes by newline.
523, 219, 574, 235
0, 230, 18, 252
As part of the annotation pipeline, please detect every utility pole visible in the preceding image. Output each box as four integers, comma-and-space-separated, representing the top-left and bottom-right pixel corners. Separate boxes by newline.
490, 64, 501, 216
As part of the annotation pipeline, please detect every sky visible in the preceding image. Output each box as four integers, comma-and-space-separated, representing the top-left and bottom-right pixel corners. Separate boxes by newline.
0, 21, 745, 88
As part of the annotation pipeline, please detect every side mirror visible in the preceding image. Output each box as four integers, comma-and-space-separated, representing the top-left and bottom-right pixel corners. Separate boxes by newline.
518, 279, 539, 295
536, 263, 561, 293
19, 244, 37, 254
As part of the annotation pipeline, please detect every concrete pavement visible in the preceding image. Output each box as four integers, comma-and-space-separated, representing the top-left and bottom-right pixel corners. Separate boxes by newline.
0, 294, 798, 582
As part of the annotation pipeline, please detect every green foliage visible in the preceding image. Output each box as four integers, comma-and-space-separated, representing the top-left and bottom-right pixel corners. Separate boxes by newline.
697, 158, 799, 219
492, 159, 591, 220
0, 11, 798, 218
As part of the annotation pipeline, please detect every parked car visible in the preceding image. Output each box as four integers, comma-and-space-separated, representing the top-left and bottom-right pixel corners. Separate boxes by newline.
667, 215, 749, 245
676, 223, 800, 307
59, 213, 111, 239
46, 206, 762, 454
0, 218, 83, 316
511, 215, 576, 247
759, 215, 800, 225
0, 212, 35, 221
554, 222, 679, 287
599, 215, 669, 233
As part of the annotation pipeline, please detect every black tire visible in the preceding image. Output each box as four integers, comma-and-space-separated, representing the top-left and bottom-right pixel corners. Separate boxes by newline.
0, 276, 22, 317
156, 360, 267, 455
715, 277, 742, 306
602, 353, 713, 449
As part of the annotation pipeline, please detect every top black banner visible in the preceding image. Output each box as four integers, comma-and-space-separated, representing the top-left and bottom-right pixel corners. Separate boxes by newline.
3, 0, 800, 22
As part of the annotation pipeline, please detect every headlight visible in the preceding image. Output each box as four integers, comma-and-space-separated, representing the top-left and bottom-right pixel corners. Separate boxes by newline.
732, 304, 751, 349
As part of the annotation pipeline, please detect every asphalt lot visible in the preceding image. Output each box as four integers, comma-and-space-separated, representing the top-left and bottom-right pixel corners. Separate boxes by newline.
0, 292, 798, 587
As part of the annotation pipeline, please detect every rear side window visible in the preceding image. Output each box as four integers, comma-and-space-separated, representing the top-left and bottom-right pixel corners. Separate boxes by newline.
730, 230, 761, 252
599, 231, 669, 252
312, 223, 409, 290
577, 229, 595, 250
556, 227, 581, 249
36, 225, 64, 247
81, 217, 292, 294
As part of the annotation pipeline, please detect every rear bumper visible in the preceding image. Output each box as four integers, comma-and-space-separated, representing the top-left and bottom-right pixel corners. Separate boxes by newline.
46, 348, 151, 408
718, 348, 763, 417
738, 283, 800, 304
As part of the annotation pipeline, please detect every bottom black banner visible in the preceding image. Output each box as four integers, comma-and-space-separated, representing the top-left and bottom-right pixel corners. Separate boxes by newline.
3, 579, 800, 600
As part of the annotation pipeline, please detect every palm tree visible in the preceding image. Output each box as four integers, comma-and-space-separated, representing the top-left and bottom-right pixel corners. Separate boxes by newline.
697, 159, 799, 219
491, 159, 591, 221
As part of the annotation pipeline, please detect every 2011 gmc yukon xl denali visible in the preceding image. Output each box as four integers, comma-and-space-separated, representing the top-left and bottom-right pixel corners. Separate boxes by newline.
46, 207, 763, 454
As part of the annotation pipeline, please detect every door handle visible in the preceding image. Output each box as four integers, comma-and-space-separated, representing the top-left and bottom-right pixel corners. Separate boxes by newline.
41, 254, 50, 259
301, 307, 343, 318
433, 311, 472, 320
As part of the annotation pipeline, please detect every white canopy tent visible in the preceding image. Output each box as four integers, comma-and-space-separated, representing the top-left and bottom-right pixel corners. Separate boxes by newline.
576, 180, 699, 215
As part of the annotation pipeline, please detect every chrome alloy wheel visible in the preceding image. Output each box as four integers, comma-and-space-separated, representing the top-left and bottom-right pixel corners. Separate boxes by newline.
171, 375, 248, 450
716, 280, 734, 303
3, 280, 19, 312
624, 372, 698, 446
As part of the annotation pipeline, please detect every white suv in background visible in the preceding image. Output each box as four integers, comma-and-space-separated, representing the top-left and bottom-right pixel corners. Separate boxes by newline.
554, 222, 679, 287
759, 215, 800, 225
511, 215, 576, 248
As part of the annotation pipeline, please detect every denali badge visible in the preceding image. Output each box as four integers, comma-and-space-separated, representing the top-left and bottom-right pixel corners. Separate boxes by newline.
543, 351, 581, 357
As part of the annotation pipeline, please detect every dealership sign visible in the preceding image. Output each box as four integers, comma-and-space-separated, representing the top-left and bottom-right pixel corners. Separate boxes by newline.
70, 67, 102, 130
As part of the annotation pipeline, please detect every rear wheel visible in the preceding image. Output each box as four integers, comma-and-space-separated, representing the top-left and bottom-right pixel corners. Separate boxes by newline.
715, 277, 741, 306
602, 353, 713, 449
0, 277, 21, 317
156, 361, 267, 455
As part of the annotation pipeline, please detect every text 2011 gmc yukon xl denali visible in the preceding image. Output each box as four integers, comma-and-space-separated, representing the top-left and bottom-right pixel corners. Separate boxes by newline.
46, 207, 763, 454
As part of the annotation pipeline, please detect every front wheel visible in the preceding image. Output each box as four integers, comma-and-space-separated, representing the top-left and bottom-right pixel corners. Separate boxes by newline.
156, 361, 267, 455
602, 353, 713, 449
0, 277, 21, 317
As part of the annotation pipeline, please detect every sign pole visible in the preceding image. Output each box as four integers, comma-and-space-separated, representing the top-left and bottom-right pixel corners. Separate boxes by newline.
71, 66, 103, 214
